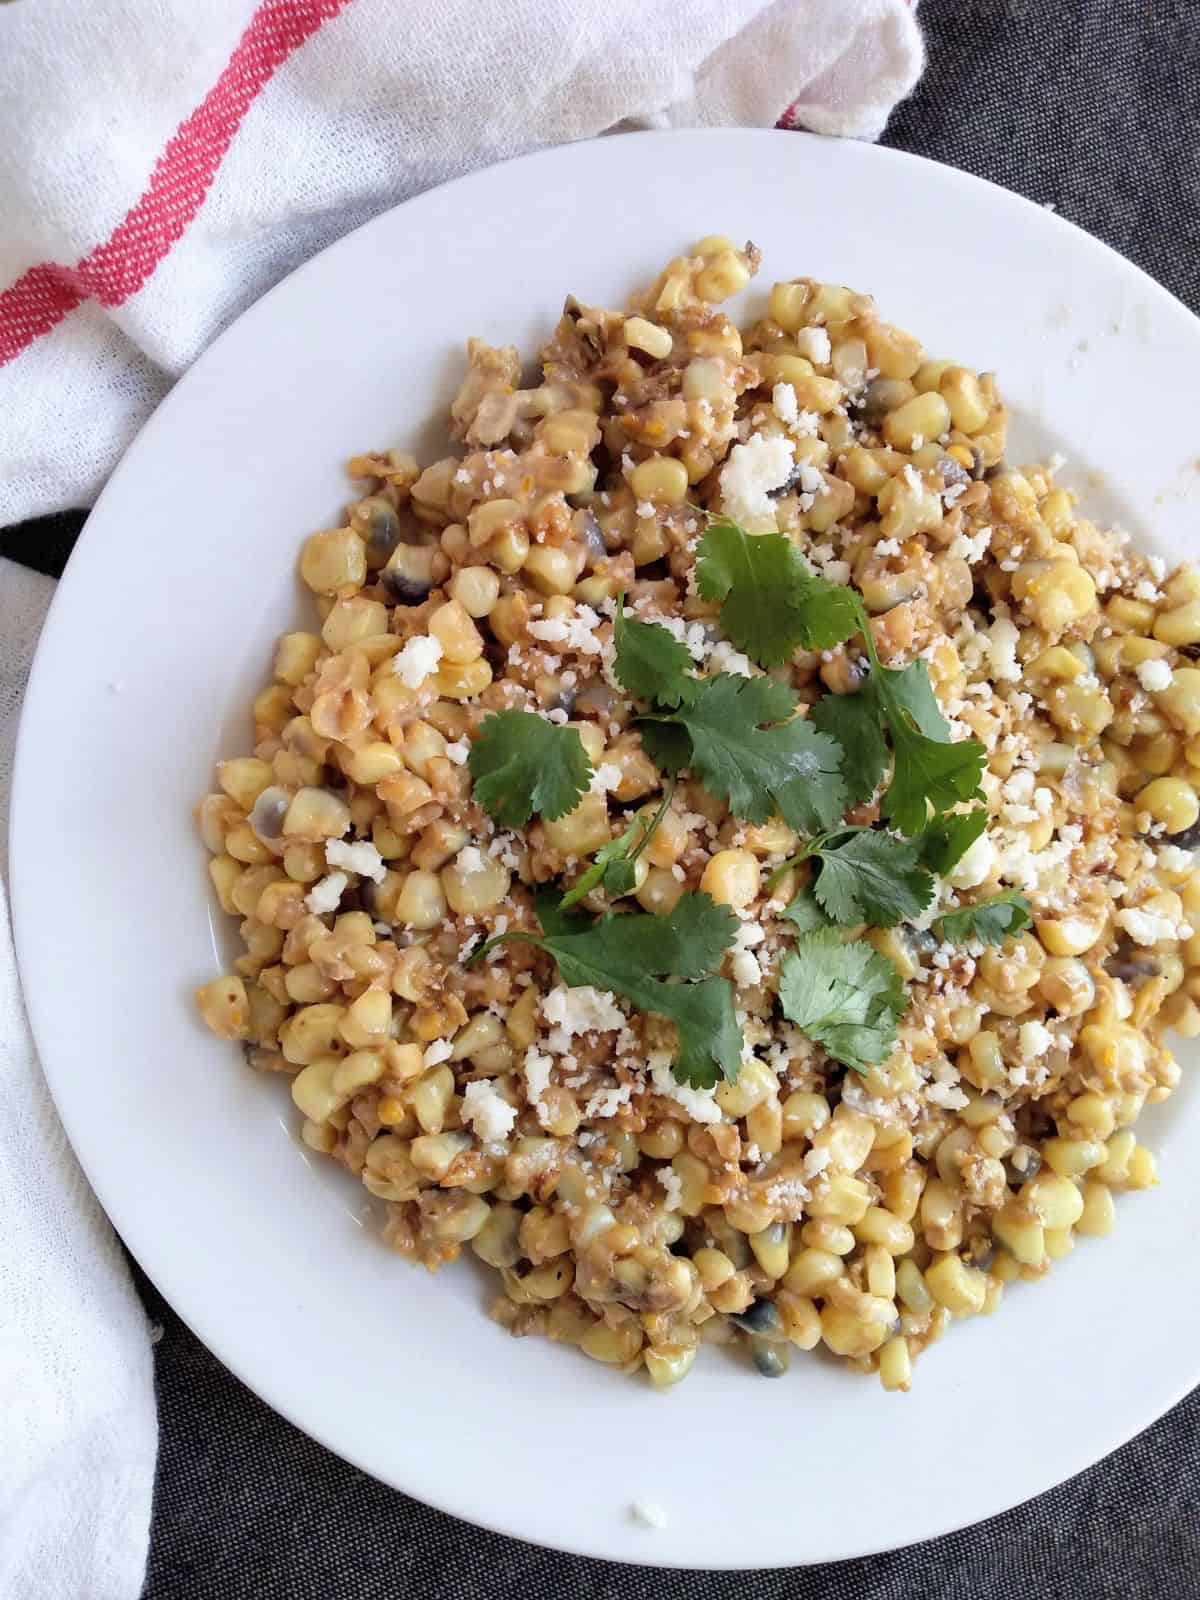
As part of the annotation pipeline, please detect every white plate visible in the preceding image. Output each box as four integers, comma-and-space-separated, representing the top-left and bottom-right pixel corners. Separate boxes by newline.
12, 129, 1200, 1569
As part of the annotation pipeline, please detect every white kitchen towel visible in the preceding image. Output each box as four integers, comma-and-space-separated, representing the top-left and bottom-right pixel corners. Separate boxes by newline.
0, 559, 158, 1600
0, 0, 922, 528
0, 6, 921, 1597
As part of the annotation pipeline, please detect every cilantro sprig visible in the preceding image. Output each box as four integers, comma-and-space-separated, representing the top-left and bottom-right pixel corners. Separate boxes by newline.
639, 675, 847, 835
935, 891, 1032, 946
796, 828, 935, 928
612, 610, 847, 833
779, 929, 909, 1075
694, 511, 987, 835
613, 599, 693, 707
469, 889, 742, 1087
695, 516, 862, 665
468, 710, 593, 828
560, 780, 677, 909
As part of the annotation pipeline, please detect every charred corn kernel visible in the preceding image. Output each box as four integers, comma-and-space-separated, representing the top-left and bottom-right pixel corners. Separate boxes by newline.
1035, 911, 1105, 957
878, 1335, 912, 1392
1154, 668, 1200, 735
195, 975, 249, 1039
854, 1207, 915, 1255
695, 249, 751, 302
991, 1202, 1044, 1267
925, 1253, 987, 1315
800, 1220, 855, 1255
624, 316, 674, 360
894, 1258, 934, 1317
882, 391, 950, 451
1022, 1172, 1084, 1229
579, 1320, 643, 1365
820, 1302, 892, 1357
1154, 601, 1200, 647
630, 454, 689, 505
748, 1222, 791, 1280
776, 1291, 821, 1350
428, 599, 484, 664
645, 1343, 697, 1388
699, 848, 760, 908
783, 1248, 843, 1296
217, 757, 274, 812
1125, 1144, 1159, 1189
1066, 1092, 1116, 1139
394, 869, 447, 930
782, 1090, 830, 1141
300, 526, 366, 594
449, 565, 501, 618
1096, 1131, 1137, 1185
432, 658, 493, 699
1136, 776, 1199, 834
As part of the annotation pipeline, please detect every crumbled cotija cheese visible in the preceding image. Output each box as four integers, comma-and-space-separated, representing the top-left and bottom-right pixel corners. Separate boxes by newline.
1117, 906, 1178, 946
985, 613, 1021, 681
585, 1081, 633, 1120
523, 1047, 554, 1114
801, 1147, 830, 1180
589, 762, 622, 795
324, 839, 386, 882
707, 640, 753, 677
304, 871, 347, 915
1136, 657, 1173, 692
772, 381, 799, 426
794, 326, 831, 364
422, 1038, 454, 1067
461, 1079, 517, 1143
948, 832, 995, 891
1018, 1020, 1053, 1059
718, 433, 794, 525
392, 633, 443, 688
657, 1167, 684, 1210
455, 844, 487, 876
542, 984, 625, 1035
649, 1057, 721, 1123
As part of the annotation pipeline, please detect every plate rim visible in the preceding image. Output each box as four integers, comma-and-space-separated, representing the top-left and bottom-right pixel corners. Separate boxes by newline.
12, 125, 1200, 1569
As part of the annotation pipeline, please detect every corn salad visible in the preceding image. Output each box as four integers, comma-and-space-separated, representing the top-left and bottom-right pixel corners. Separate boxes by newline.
196, 237, 1197, 1390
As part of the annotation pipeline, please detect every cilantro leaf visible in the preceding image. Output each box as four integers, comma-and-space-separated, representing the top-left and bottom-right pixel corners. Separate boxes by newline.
811, 659, 985, 836
468, 710, 593, 828
780, 885, 836, 933
877, 658, 952, 738
869, 660, 986, 835
640, 675, 846, 833
695, 516, 862, 667
918, 808, 989, 877
475, 890, 742, 1086
559, 816, 643, 909
669, 980, 746, 1089
613, 599, 693, 708
935, 892, 1032, 947
880, 713, 987, 836
809, 830, 935, 927
778, 930, 909, 1074
606, 890, 739, 979
809, 689, 888, 807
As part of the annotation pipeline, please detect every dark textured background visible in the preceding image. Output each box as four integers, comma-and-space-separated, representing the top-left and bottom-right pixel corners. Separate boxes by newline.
6, 1, 1200, 1594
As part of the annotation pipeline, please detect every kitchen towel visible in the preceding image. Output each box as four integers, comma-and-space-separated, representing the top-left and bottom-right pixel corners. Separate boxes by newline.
0, 558, 159, 1600
0, 4, 922, 1597
0, 0, 921, 528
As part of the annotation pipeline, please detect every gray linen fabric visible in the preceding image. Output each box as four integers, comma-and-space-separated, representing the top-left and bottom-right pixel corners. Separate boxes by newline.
4, 0, 1200, 1593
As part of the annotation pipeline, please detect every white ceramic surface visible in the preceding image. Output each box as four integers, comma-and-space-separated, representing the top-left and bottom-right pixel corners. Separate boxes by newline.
12, 130, 1200, 1569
